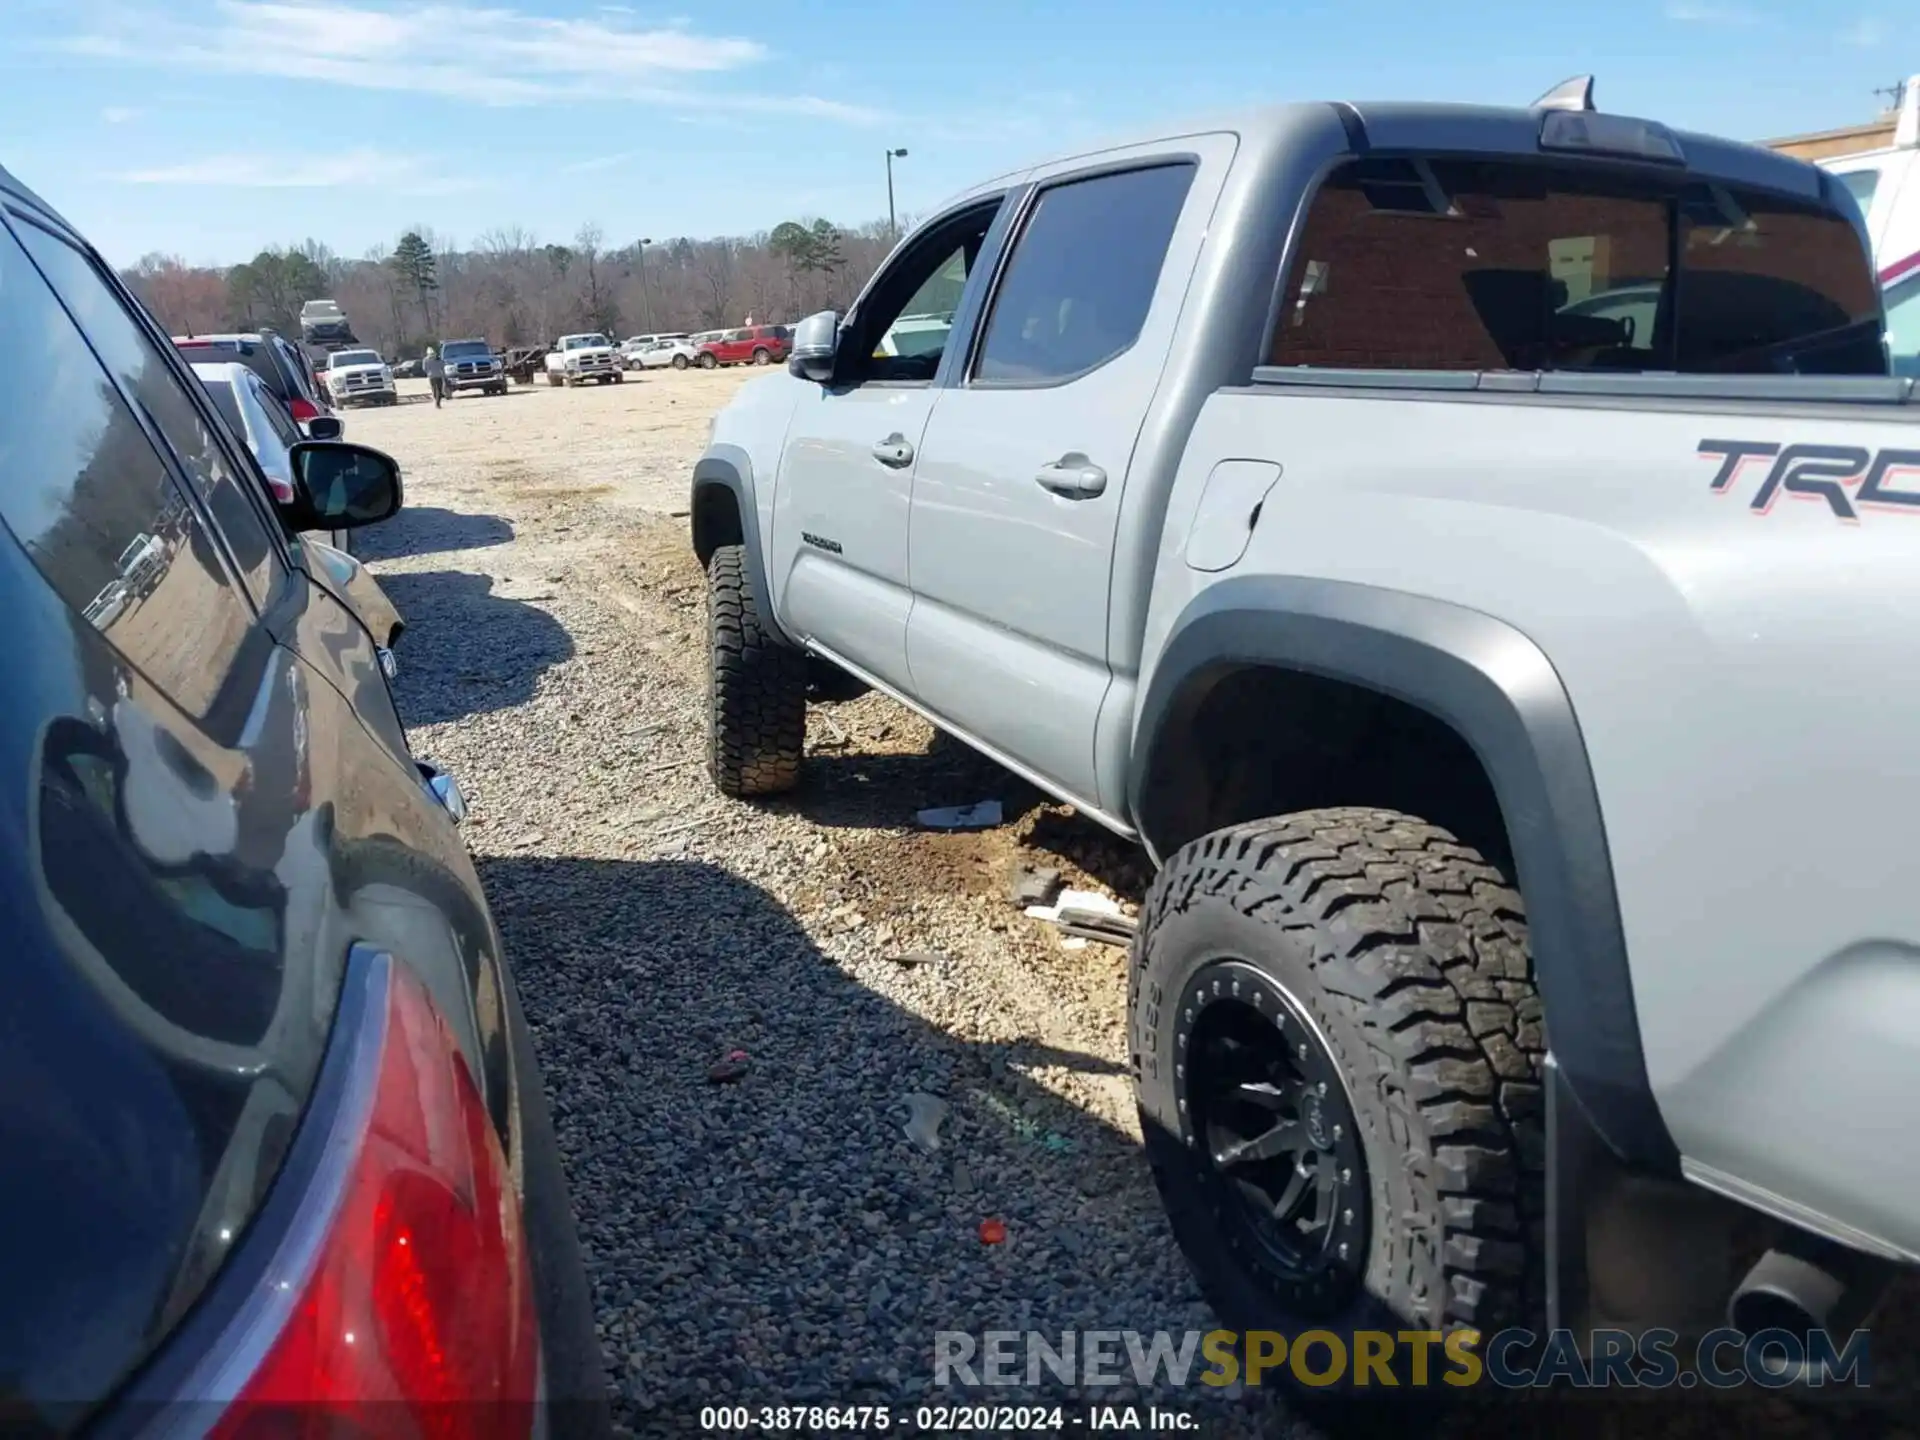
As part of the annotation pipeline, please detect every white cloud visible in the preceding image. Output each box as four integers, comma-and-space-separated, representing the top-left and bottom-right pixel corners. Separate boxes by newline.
100, 105, 140, 123
117, 147, 479, 193
1665, 1, 1759, 21
58, 0, 882, 122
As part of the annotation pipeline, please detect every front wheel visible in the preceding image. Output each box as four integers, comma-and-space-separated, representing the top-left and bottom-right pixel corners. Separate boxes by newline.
612, 372, 624, 384
546, 371, 561, 386
698, 352, 719, 370
672, 355, 690, 370
705, 545, 805, 797
1132, 808, 1544, 1397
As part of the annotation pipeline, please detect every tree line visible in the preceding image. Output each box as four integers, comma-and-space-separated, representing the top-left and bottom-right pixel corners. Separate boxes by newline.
120, 215, 903, 359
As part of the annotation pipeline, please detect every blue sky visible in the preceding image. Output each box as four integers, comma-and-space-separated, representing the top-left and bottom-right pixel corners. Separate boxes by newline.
0, 0, 1912, 267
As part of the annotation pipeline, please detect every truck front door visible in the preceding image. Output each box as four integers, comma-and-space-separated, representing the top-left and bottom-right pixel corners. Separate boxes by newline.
765, 195, 1010, 692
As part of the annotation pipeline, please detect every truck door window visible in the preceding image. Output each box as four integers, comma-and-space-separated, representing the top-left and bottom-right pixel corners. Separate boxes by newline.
845, 199, 1002, 384
973, 162, 1196, 386
0, 220, 256, 720
1272, 157, 1883, 377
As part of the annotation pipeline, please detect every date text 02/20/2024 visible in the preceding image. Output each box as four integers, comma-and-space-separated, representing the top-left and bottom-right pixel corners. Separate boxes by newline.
698, 1405, 1199, 1432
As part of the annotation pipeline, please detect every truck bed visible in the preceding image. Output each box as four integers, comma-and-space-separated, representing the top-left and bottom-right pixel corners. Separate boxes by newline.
1140, 368, 1920, 1257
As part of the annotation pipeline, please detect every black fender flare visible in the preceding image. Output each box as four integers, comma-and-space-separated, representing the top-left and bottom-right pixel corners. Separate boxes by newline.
689, 445, 794, 647
1129, 575, 1678, 1173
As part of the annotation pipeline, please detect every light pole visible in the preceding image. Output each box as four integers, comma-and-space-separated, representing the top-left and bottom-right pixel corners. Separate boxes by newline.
885, 147, 908, 239
635, 237, 654, 331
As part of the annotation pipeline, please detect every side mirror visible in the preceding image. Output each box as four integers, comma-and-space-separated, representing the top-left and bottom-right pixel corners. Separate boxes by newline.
286, 440, 403, 531
304, 415, 344, 442
787, 310, 841, 384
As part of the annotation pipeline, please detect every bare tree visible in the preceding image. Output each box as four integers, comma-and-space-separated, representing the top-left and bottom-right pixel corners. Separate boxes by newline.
119, 207, 911, 358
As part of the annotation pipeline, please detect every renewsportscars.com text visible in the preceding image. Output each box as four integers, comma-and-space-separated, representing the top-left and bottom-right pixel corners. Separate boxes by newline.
933, 1327, 1872, 1390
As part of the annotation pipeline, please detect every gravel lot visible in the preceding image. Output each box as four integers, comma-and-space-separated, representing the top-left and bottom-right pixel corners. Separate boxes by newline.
344, 371, 1913, 1438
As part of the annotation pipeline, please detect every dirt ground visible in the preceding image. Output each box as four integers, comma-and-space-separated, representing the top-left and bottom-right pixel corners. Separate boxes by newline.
341, 370, 1918, 1438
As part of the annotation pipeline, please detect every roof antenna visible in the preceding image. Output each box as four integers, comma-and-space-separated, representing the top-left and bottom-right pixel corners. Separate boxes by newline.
1533, 75, 1596, 113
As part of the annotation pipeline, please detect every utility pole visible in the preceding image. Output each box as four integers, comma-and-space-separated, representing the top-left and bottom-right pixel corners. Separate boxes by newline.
885, 147, 908, 239
636, 237, 654, 331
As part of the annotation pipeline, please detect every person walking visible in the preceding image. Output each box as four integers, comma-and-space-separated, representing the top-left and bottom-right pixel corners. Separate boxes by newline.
424, 345, 446, 408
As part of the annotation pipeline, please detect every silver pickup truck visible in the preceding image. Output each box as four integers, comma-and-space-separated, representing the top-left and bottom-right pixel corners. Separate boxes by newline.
691, 78, 1920, 1394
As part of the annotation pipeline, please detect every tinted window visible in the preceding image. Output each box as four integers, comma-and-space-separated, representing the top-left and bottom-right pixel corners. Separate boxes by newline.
0, 221, 255, 718
201, 378, 245, 437
974, 163, 1196, 384
251, 375, 302, 450
1272, 157, 1883, 376
16, 222, 285, 603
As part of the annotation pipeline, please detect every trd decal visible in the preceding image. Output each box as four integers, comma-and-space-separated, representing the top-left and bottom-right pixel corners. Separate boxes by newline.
801, 531, 844, 555
1698, 439, 1920, 521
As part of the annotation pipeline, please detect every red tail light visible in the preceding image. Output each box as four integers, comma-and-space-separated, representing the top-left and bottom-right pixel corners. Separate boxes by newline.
207, 955, 539, 1438
288, 396, 320, 423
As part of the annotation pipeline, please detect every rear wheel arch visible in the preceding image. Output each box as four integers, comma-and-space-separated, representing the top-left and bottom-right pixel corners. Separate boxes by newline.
1129, 575, 1677, 1175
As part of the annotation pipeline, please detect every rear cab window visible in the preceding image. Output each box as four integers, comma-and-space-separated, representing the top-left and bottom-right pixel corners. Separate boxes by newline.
1271, 155, 1884, 378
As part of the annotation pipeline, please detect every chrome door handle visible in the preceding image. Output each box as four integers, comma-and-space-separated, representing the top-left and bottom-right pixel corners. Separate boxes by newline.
871, 434, 914, 468
1034, 454, 1107, 498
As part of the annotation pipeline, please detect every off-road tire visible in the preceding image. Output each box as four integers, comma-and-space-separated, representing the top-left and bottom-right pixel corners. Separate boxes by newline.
706, 544, 805, 797
672, 354, 690, 370
1132, 808, 1545, 1394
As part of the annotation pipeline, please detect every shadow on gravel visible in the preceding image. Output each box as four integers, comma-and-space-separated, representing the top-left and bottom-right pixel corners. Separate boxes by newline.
788, 729, 1152, 901
477, 850, 1920, 1440
354, 506, 515, 561
476, 852, 1298, 1437
377, 569, 573, 723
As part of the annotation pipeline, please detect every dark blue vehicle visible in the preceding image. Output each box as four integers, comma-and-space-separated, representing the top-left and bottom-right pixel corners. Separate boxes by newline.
0, 163, 607, 1436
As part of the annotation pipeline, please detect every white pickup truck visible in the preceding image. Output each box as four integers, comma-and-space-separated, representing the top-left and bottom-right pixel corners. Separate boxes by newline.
543, 333, 622, 387
691, 78, 1920, 1398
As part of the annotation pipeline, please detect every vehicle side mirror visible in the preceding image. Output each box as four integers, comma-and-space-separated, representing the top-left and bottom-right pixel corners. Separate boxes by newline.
286, 440, 403, 531
304, 415, 344, 441
787, 310, 841, 384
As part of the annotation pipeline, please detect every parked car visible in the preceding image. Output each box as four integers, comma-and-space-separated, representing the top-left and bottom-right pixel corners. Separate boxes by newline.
544, 333, 621, 387
298, 296, 356, 345
393, 356, 425, 379
637, 334, 704, 370
0, 158, 610, 1436
324, 346, 397, 408
194, 359, 355, 551
173, 329, 339, 437
441, 337, 510, 397
691, 78, 1919, 1399
620, 333, 681, 369
696, 324, 791, 368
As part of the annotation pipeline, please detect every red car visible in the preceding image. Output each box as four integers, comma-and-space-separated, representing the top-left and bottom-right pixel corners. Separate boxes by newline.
696, 324, 792, 368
